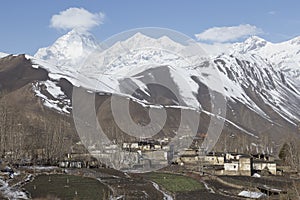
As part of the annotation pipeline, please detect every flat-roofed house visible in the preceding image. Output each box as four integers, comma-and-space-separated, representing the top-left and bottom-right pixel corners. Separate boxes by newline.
253, 160, 276, 175
224, 154, 252, 176
204, 152, 225, 166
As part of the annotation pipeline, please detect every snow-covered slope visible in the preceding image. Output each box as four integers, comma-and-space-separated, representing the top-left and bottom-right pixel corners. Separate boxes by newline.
74, 33, 300, 122
232, 36, 300, 88
212, 53, 299, 123
29, 31, 299, 140
80, 32, 198, 75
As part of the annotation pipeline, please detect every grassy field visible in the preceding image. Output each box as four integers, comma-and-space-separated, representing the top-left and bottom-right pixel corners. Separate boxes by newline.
24, 174, 110, 200
144, 172, 204, 193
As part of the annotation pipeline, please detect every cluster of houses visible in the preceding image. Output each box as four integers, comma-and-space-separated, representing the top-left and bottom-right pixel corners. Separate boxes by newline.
56, 139, 172, 170
122, 138, 170, 151
53, 138, 279, 177
56, 139, 278, 177
178, 149, 277, 176
58, 153, 101, 169
103, 139, 278, 176
121, 139, 174, 170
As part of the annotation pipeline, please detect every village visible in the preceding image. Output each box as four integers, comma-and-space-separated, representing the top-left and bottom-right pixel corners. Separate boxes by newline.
0, 137, 300, 199
53, 138, 299, 198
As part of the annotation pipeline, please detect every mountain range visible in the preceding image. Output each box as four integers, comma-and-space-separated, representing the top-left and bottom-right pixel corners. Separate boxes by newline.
0, 29, 299, 155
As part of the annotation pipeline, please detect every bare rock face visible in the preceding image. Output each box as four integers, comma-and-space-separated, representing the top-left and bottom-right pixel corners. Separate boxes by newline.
0, 54, 48, 93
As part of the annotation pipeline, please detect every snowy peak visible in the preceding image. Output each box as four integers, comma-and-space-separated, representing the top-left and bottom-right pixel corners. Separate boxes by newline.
244, 36, 267, 44
242, 36, 268, 51
0, 52, 9, 58
232, 36, 268, 54
126, 32, 153, 43
34, 29, 100, 68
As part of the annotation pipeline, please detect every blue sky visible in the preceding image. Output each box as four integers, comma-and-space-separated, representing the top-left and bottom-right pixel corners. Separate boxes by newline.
0, 0, 300, 55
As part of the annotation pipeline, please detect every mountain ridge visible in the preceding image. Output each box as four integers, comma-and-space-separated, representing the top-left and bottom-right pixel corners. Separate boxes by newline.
33, 30, 300, 86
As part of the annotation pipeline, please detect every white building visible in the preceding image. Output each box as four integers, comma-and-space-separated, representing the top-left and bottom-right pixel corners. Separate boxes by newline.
224, 160, 239, 175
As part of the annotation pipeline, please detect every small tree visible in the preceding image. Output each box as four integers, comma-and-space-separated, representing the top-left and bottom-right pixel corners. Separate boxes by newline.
279, 142, 290, 163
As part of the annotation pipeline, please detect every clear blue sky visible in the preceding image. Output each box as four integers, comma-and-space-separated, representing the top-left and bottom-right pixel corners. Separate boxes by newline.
0, 0, 299, 55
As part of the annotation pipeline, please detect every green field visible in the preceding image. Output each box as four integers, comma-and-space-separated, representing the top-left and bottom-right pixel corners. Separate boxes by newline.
145, 172, 204, 193
24, 174, 110, 200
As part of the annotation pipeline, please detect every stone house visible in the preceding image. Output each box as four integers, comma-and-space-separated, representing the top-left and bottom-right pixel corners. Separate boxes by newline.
224, 155, 252, 176
252, 160, 277, 175
177, 149, 199, 165
204, 152, 225, 166
59, 161, 83, 168
122, 142, 139, 150
238, 156, 252, 176
224, 160, 239, 175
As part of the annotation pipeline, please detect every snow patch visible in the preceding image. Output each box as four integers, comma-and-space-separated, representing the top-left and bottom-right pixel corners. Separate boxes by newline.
0, 178, 28, 199
238, 190, 266, 199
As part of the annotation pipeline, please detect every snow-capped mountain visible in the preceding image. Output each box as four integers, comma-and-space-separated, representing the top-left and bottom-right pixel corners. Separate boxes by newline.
34, 29, 101, 69
27, 31, 300, 144
31, 31, 207, 107
0, 30, 299, 156
232, 36, 300, 88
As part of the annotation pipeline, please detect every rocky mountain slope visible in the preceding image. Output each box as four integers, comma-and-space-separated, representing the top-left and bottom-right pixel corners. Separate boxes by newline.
0, 54, 79, 163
